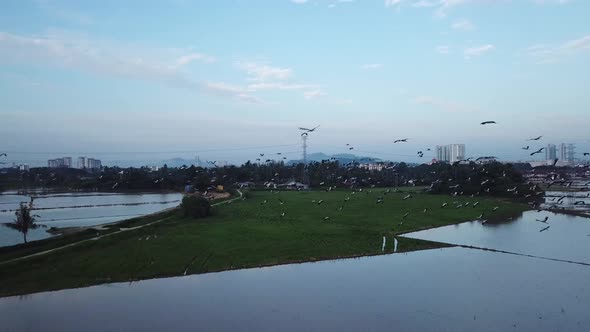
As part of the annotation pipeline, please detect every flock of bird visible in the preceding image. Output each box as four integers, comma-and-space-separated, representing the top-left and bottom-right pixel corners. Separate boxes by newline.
246, 121, 590, 234
2, 119, 589, 235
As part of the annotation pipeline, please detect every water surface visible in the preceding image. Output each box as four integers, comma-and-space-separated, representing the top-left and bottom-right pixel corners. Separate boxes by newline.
0, 192, 182, 247
0, 247, 588, 332
405, 210, 590, 264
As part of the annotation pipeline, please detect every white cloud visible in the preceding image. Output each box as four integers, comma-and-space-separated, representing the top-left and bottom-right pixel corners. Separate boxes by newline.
532, 0, 572, 4
436, 45, 451, 54
175, 53, 216, 67
412, 0, 438, 7
451, 19, 475, 30
247, 82, 320, 91
361, 63, 384, 70
385, 0, 403, 7
0, 31, 260, 103
303, 90, 326, 100
237, 62, 293, 81
526, 35, 590, 63
464, 44, 495, 59
236, 61, 325, 101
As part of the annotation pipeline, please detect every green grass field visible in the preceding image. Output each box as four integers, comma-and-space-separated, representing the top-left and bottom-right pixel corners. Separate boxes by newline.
0, 189, 528, 297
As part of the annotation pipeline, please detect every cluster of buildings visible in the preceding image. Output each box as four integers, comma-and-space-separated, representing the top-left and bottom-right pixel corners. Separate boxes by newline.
358, 163, 386, 171
544, 143, 575, 166
47, 156, 102, 170
435, 144, 466, 163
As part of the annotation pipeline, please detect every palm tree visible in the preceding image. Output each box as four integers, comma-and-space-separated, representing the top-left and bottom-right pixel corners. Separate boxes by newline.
3, 198, 44, 243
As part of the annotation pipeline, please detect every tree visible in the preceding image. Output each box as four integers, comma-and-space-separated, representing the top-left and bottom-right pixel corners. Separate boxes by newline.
3, 199, 44, 243
180, 195, 211, 219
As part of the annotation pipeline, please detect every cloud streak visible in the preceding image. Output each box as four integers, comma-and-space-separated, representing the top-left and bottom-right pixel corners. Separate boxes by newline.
526, 35, 590, 63
0, 31, 259, 103
464, 44, 495, 59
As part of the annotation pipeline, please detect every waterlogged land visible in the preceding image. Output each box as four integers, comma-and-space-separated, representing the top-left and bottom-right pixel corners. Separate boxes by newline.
0, 189, 528, 297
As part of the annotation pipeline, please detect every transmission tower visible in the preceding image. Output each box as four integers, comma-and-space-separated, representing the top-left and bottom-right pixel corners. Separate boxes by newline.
302, 134, 308, 184
302, 134, 308, 164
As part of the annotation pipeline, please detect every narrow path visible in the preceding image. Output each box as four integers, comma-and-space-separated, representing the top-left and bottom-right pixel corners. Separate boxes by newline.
0, 190, 243, 265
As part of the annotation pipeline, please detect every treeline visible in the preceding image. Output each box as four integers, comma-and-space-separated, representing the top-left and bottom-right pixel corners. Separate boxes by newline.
1, 160, 539, 198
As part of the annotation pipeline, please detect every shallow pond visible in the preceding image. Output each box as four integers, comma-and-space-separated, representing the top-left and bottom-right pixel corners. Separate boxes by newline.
0, 247, 588, 332
0, 192, 182, 247
405, 210, 590, 264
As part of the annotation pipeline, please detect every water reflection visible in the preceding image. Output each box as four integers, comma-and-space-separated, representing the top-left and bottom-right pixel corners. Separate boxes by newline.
0, 192, 182, 247
543, 191, 590, 214
0, 247, 588, 332
405, 210, 590, 264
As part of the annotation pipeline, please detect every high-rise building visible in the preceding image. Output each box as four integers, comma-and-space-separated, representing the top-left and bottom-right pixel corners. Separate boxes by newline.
77, 157, 87, 169
87, 158, 102, 169
48, 157, 73, 168
545, 144, 557, 160
76, 157, 102, 169
63, 157, 72, 168
559, 143, 575, 165
436, 144, 465, 163
450, 144, 466, 163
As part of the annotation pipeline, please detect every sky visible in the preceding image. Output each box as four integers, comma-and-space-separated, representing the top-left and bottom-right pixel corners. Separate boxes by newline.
1, 0, 589, 166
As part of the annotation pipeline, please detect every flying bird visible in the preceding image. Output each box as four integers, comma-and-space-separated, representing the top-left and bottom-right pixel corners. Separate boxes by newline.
0, 153, 6, 157
539, 226, 550, 232
522, 146, 530, 150
530, 148, 544, 156
536, 216, 549, 224
394, 139, 409, 143
480, 121, 496, 125
527, 136, 542, 141
299, 125, 320, 132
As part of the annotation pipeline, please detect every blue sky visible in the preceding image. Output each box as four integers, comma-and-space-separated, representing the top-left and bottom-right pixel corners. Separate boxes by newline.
1, 0, 589, 165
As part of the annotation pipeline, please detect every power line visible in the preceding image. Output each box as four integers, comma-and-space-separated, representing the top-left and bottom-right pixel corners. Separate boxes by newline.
2, 144, 301, 155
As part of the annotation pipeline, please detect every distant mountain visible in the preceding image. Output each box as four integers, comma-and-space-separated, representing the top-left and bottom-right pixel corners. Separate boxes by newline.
287, 153, 382, 165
